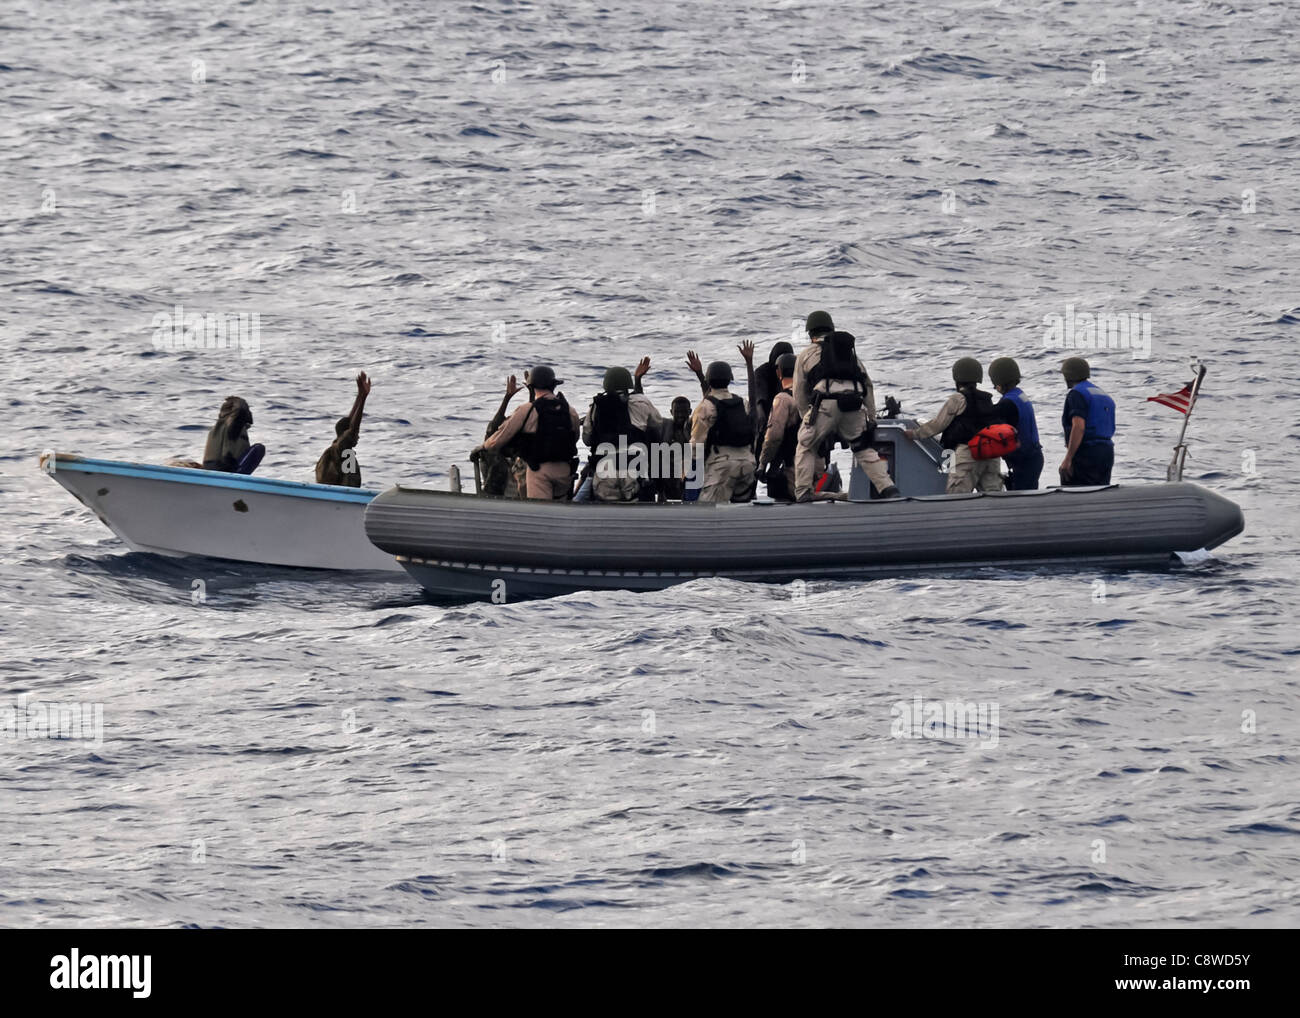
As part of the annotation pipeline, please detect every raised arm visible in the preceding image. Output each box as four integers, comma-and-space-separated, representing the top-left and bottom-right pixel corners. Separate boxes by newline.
685, 350, 708, 395
348, 372, 371, 435
486, 374, 522, 437
633, 356, 650, 395
738, 340, 756, 411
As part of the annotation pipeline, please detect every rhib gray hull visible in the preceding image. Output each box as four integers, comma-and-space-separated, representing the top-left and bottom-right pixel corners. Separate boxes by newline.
363, 483, 1245, 600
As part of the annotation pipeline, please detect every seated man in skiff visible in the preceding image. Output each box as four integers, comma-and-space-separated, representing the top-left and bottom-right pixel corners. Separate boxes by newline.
202, 395, 265, 475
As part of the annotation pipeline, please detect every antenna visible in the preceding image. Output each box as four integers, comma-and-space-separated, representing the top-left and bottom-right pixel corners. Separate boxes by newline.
1166, 357, 1208, 482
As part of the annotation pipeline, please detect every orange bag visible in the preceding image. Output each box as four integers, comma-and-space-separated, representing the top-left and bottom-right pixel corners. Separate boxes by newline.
968, 423, 1018, 460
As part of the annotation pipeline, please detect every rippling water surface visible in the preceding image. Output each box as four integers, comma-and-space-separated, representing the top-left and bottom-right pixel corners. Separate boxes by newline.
1, 0, 1297, 927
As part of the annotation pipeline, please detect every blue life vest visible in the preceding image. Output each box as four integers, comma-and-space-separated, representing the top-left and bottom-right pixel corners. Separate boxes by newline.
999, 387, 1040, 447
1063, 379, 1116, 443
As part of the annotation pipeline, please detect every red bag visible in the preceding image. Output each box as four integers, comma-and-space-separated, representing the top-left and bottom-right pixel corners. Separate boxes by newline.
968, 423, 1018, 460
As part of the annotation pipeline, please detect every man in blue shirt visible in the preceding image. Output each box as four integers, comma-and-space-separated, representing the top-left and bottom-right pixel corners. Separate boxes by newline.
989, 357, 1042, 490
1059, 357, 1116, 487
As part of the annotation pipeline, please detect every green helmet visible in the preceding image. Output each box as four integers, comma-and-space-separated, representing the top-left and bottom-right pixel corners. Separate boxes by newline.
952, 357, 983, 385
988, 357, 1021, 389
1060, 356, 1090, 383
602, 366, 633, 393
805, 310, 834, 337
705, 361, 734, 388
529, 365, 562, 390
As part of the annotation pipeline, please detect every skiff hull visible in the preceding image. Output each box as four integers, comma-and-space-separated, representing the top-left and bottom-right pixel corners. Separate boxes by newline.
42, 453, 402, 572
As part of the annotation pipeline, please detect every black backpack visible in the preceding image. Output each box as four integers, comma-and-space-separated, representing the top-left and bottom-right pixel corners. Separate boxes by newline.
522, 395, 578, 469
941, 386, 999, 450
807, 331, 869, 393
590, 392, 650, 457
705, 395, 753, 453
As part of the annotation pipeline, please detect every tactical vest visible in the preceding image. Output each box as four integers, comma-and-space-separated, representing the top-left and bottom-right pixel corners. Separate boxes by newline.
520, 394, 577, 470
941, 386, 998, 449
998, 387, 1040, 447
705, 395, 752, 453
1064, 379, 1116, 443
806, 334, 869, 392
590, 392, 650, 460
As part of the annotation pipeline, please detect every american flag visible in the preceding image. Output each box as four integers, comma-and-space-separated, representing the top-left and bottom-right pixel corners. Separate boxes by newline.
1147, 384, 1194, 414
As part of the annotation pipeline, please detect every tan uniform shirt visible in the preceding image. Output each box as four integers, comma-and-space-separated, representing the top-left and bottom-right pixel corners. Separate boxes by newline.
690, 387, 749, 448
913, 392, 968, 440
484, 395, 581, 455
582, 392, 664, 446
792, 343, 877, 420
759, 387, 798, 467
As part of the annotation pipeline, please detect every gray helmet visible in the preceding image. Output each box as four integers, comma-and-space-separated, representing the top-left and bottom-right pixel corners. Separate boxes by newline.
988, 357, 1021, 389
1060, 356, 1090, 383
705, 361, 733, 388
602, 366, 633, 393
530, 365, 562, 390
952, 357, 983, 385
776, 352, 797, 378
805, 310, 834, 337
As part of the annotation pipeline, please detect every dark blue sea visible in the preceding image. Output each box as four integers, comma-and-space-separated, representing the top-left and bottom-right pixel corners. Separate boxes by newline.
1, 0, 1295, 927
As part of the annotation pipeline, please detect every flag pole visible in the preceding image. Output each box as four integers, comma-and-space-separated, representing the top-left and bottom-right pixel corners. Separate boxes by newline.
1167, 358, 1208, 482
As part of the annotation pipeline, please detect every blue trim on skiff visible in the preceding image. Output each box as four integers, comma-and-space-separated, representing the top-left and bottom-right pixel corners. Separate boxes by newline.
46, 454, 379, 504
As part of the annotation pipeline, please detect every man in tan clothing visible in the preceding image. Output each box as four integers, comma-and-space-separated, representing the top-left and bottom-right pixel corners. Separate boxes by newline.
792, 324, 898, 500
476, 365, 580, 500
690, 360, 756, 503
582, 365, 664, 502
904, 357, 1004, 494
757, 352, 802, 501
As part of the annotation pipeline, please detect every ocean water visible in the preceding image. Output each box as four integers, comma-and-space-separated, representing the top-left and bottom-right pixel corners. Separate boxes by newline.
1, 0, 1296, 927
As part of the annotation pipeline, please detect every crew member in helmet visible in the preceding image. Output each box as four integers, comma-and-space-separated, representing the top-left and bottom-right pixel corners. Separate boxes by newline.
475, 365, 580, 500
804, 309, 835, 344
988, 357, 1042, 491
1058, 356, 1116, 486
583, 366, 664, 502
690, 359, 756, 502
757, 352, 802, 501
904, 358, 1004, 494
202, 395, 265, 475
792, 318, 898, 500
